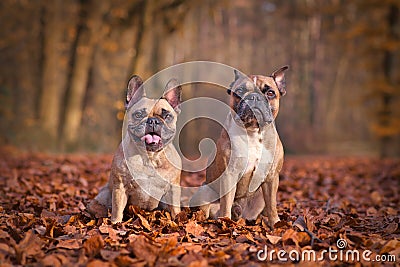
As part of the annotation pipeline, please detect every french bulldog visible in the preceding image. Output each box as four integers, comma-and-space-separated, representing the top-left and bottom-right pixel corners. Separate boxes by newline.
193, 66, 288, 228
87, 75, 182, 223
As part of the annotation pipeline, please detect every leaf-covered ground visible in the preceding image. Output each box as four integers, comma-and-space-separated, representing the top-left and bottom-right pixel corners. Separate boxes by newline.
0, 149, 399, 266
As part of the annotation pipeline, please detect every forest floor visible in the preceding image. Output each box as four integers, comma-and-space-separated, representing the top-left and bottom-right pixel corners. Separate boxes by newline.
0, 148, 399, 266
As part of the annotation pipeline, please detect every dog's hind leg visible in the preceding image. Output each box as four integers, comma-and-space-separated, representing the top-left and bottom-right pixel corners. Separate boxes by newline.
87, 183, 112, 218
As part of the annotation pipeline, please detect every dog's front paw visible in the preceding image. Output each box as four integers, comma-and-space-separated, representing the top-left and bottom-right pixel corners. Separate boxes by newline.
170, 206, 181, 219
267, 216, 280, 229
111, 217, 122, 224
87, 199, 109, 218
110, 211, 124, 224
231, 203, 242, 221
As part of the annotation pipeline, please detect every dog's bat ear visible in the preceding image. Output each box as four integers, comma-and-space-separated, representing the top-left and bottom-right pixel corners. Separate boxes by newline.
271, 65, 289, 96
126, 75, 145, 108
164, 78, 182, 113
233, 69, 244, 81
230, 69, 244, 94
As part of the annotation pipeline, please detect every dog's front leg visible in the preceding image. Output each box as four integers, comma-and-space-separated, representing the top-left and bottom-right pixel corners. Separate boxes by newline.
219, 172, 237, 219
111, 184, 127, 223
219, 188, 236, 218
168, 185, 181, 219
261, 173, 280, 228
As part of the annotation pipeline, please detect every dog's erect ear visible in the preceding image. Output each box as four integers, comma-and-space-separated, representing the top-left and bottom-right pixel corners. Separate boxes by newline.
164, 78, 182, 113
228, 69, 244, 95
234, 69, 246, 81
271, 65, 289, 96
126, 75, 145, 108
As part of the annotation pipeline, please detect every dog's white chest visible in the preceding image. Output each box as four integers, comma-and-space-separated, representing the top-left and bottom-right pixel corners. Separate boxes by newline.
245, 132, 263, 173
235, 131, 263, 197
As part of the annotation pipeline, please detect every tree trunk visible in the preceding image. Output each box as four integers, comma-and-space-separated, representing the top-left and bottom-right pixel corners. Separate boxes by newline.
380, 4, 399, 157
62, 0, 108, 148
309, 7, 323, 147
132, 1, 158, 80
39, 0, 68, 142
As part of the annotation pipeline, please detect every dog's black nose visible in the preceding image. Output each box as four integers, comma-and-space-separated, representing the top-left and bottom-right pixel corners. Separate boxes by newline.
146, 117, 160, 125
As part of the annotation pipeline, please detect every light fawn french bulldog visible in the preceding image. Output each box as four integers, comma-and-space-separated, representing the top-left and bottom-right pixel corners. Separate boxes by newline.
192, 66, 288, 228
87, 75, 182, 223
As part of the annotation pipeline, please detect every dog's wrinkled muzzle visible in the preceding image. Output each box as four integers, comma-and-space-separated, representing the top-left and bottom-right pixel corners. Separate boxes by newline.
238, 93, 273, 127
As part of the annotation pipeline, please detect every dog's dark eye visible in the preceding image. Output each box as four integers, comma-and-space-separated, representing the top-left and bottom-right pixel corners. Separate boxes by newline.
266, 90, 276, 98
165, 114, 173, 121
133, 111, 144, 119
162, 109, 174, 122
236, 87, 247, 94
233, 88, 246, 98
262, 85, 271, 93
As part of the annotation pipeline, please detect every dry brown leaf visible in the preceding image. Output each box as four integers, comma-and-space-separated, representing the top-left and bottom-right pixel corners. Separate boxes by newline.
296, 232, 311, 247
182, 243, 202, 253
114, 255, 146, 267
186, 220, 204, 237
265, 234, 282, 245
370, 191, 382, 205
384, 207, 398, 216
282, 228, 311, 247
0, 243, 14, 261
100, 249, 120, 262
232, 242, 250, 252
380, 239, 400, 254
14, 230, 44, 265
0, 229, 10, 239
181, 251, 206, 266
129, 235, 159, 266
187, 259, 208, 267
137, 214, 152, 231
384, 222, 398, 235
282, 228, 297, 245
366, 207, 378, 215
98, 225, 111, 234
40, 254, 62, 267
175, 210, 189, 224
236, 233, 255, 244
83, 235, 104, 257
87, 259, 111, 267
56, 239, 81, 250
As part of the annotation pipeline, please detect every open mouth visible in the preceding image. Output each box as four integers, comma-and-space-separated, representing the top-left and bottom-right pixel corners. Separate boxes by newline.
141, 132, 162, 151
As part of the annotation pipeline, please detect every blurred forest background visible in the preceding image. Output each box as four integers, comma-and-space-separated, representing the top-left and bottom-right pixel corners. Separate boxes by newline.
0, 0, 399, 157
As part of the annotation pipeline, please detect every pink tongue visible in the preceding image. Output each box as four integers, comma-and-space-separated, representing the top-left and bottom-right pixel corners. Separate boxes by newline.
141, 134, 161, 144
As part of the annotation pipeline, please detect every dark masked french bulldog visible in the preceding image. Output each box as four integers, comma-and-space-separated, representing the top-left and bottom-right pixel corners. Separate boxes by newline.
192, 66, 288, 228
87, 75, 182, 223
